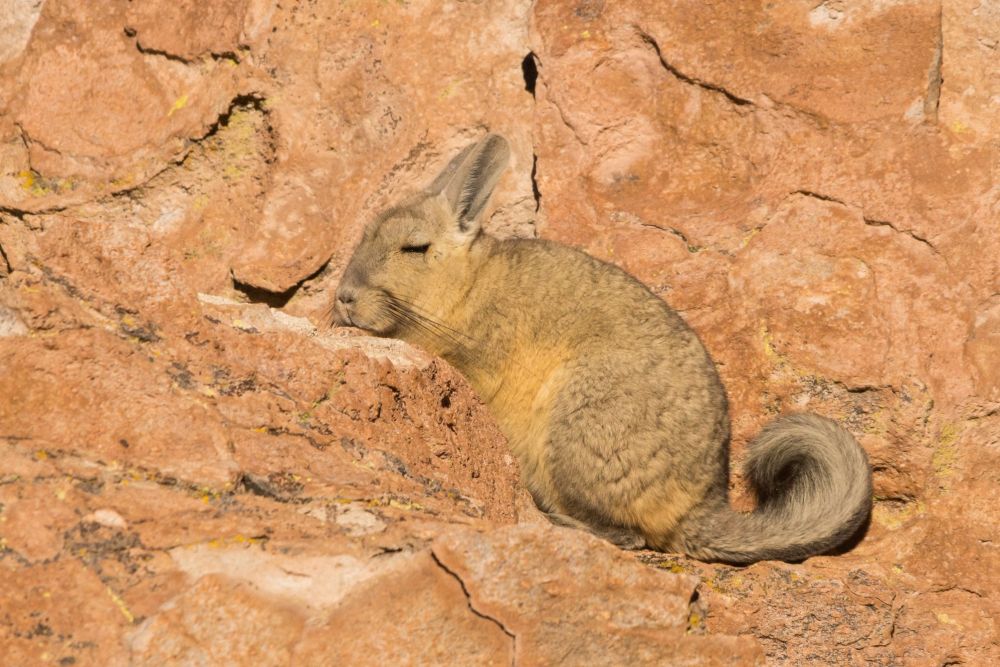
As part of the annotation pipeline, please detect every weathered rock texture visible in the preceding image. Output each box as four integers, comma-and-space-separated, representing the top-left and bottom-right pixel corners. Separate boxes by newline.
1, 1, 997, 665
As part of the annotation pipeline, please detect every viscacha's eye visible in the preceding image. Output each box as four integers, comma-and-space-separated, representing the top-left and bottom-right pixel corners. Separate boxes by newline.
401, 243, 430, 254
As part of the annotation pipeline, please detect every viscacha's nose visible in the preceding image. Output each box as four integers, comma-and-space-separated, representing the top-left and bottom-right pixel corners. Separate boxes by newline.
332, 284, 358, 326
336, 286, 356, 306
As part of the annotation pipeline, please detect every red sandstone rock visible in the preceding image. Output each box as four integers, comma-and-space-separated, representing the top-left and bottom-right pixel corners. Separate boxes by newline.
433, 524, 764, 665
0, 1, 253, 210
2, 1, 998, 665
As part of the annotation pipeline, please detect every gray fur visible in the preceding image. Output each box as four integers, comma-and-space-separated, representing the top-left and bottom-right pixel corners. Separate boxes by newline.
333, 133, 873, 564
677, 413, 873, 563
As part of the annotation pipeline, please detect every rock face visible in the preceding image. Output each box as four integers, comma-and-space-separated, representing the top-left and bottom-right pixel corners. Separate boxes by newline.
1, 1, 997, 665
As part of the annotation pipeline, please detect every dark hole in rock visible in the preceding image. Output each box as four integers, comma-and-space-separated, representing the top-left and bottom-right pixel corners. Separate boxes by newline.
521, 53, 538, 97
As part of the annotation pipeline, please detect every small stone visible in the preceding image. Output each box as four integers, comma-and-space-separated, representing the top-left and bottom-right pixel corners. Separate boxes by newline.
88, 509, 128, 530
334, 505, 386, 536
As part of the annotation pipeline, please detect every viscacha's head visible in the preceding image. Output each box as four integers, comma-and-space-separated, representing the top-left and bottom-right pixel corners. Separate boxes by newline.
332, 134, 510, 348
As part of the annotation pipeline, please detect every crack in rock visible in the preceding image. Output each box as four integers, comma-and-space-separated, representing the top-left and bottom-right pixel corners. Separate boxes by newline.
0, 207, 29, 223
791, 190, 938, 254
189, 92, 269, 150
127, 27, 244, 65
794, 189, 847, 206
635, 27, 753, 107
16, 120, 65, 159
134, 39, 193, 64
230, 256, 328, 309
529, 153, 541, 212
638, 221, 703, 253
631, 29, 841, 128
924, 7, 943, 122
862, 217, 937, 254
135, 41, 242, 65
548, 95, 588, 146
430, 550, 517, 666
0, 206, 25, 220
1, 199, 69, 218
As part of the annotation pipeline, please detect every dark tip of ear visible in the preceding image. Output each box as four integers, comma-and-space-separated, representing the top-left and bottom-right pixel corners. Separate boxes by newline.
480, 134, 510, 156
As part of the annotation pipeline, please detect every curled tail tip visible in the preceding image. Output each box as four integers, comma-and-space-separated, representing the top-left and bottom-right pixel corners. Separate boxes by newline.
748, 411, 873, 554
682, 412, 873, 565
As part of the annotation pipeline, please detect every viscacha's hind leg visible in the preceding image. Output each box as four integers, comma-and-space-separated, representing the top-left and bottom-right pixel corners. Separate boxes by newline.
544, 511, 648, 550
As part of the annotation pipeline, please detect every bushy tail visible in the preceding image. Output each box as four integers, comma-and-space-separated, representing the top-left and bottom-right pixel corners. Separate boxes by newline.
679, 413, 872, 564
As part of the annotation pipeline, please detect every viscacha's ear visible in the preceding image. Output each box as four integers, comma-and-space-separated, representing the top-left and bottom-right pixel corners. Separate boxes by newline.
427, 134, 510, 234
